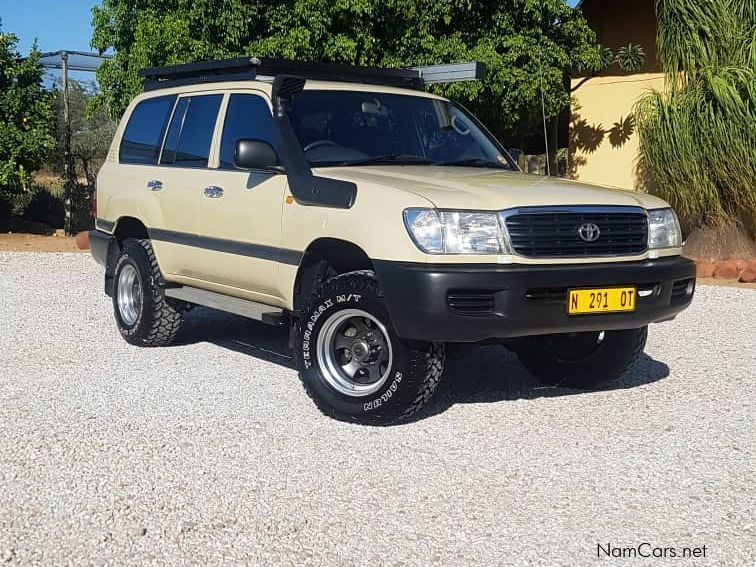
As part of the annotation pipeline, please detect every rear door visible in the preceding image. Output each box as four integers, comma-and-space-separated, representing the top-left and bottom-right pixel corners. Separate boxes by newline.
194, 91, 287, 304
115, 94, 186, 270
142, 92, 224, 278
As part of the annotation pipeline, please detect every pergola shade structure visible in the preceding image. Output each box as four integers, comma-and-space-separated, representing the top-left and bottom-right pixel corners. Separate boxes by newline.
38, 50, 111, 72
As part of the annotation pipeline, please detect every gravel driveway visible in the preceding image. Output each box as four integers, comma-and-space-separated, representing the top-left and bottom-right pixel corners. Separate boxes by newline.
0, 252, 753, 566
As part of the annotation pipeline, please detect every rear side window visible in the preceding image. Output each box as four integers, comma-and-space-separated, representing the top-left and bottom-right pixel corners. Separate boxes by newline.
160, 98, 189, 165
219, 94, 276, 169
119, 96, 177, 164
160, 94, 223, 168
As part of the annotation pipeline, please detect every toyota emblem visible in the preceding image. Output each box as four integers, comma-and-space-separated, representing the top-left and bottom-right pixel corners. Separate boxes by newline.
577, 222, 601, 242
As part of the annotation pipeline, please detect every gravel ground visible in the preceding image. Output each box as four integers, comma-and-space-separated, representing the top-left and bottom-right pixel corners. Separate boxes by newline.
0, 252, 754, 566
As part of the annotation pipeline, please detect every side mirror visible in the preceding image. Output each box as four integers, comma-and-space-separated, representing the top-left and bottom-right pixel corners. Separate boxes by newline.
234, 139, 279, 171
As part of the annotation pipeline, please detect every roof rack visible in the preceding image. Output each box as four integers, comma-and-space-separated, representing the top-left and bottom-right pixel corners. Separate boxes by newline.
139, 57, 484, 92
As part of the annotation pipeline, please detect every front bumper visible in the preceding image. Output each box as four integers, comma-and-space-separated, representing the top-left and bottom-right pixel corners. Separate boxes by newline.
374, 257, 696, 342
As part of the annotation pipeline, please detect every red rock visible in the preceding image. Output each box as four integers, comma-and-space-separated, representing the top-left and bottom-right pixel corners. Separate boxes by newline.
739, 267, 756, 283
75, 231, 90, 250
695, 260, 716, 278
713, 259, 743, 280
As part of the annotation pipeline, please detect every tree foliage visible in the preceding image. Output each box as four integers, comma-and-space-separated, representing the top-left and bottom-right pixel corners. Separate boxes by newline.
92, 0, 604, 142
635, 0, 756, 225
571, 43, 645, 93
0, 21, 56, 213
48, 80, 117, 187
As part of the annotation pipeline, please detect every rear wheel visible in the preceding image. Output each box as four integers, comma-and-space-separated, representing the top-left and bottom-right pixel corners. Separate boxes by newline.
295, 270, 445, 425
112, 238, 183, 347
511, 327, 647, 389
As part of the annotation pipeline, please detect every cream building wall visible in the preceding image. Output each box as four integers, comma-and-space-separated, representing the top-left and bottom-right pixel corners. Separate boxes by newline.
569, 73, 664, 190
570, 0, 660, 191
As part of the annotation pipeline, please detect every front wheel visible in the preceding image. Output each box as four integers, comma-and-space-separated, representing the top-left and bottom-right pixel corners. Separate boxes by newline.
511, 327, 648, 389
295, 271, 445, 425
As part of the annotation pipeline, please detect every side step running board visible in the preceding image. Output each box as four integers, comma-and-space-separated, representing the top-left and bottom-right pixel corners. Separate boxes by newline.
165, 285, 286, 326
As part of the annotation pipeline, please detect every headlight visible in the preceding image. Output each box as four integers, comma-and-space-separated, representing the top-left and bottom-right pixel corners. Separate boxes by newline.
647, 208, 682, 249
403, 209, 509, 254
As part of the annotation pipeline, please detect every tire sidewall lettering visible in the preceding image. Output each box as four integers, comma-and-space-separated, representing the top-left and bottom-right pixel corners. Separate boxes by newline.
302, 297, 337, 371
301, 294, 361, 371
363, 371, 403, 412
300, 289, 407, 414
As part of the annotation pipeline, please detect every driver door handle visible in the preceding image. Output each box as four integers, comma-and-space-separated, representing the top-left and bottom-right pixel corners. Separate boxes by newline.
146, 179, 163, 191
203, 186, 224, 199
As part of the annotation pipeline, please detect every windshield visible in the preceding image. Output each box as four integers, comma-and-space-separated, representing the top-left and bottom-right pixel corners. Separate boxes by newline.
287, 91, 515, 169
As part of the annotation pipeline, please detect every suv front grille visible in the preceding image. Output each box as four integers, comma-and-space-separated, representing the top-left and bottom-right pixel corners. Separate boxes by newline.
503, 207, 648, 258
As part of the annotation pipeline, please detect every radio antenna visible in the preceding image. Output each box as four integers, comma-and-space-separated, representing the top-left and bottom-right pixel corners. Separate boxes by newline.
538, 48, 551, 177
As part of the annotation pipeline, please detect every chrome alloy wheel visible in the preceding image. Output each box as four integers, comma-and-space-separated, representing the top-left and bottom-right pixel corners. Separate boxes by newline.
116, 263, 143, 326
316, 309, 393, 397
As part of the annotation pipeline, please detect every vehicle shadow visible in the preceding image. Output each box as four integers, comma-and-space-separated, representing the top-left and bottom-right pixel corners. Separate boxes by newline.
175, 307, 297, 369
175, 308, 670, 421
410, 346, 669, 423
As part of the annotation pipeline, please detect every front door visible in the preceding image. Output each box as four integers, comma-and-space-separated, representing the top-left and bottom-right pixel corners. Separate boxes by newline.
195, 91, 287, 304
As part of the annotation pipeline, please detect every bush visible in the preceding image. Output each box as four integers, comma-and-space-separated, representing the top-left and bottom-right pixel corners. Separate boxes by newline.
8, 186, 65, 229
635, 0, 756, 227
635, 69, 756, 225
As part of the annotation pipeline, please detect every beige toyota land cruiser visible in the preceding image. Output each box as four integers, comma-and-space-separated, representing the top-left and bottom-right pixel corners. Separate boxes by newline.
89, 57, 695, 424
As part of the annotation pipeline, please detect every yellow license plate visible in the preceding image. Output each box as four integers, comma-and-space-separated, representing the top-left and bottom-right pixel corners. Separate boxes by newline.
568, 287, 637, 315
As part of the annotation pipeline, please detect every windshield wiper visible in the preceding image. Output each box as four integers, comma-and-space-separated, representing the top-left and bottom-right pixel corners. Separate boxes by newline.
434, 158, 511, 169
335, 154, 438, 167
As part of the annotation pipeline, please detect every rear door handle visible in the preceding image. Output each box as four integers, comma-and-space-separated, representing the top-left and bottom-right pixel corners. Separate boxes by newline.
204, 186, 224, 199
146, 180, 163, 191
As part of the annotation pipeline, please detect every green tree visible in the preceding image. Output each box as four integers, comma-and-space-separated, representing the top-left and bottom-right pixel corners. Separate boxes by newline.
92, 1, 603, 145
49, 80, 117, 188
0, 21, 56, 215
635, 0, 756, 227
571, 42, 646, 92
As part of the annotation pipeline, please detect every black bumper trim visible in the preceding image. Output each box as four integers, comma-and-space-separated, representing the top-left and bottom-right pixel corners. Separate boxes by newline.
374, 257, 696, 342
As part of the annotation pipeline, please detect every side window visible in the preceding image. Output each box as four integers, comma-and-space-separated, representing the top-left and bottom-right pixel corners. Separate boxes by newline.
119, 95, 176, 164
219, 94, 276, 169
160, 94, 223, 168
160, 98, 189, 165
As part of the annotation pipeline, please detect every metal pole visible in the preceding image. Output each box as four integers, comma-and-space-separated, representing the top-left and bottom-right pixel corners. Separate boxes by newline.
538, 48, 551, 177
61, 52, 73, 236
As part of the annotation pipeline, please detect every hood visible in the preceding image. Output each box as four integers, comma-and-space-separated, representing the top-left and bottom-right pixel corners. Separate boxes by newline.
317, 166, 669, 210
